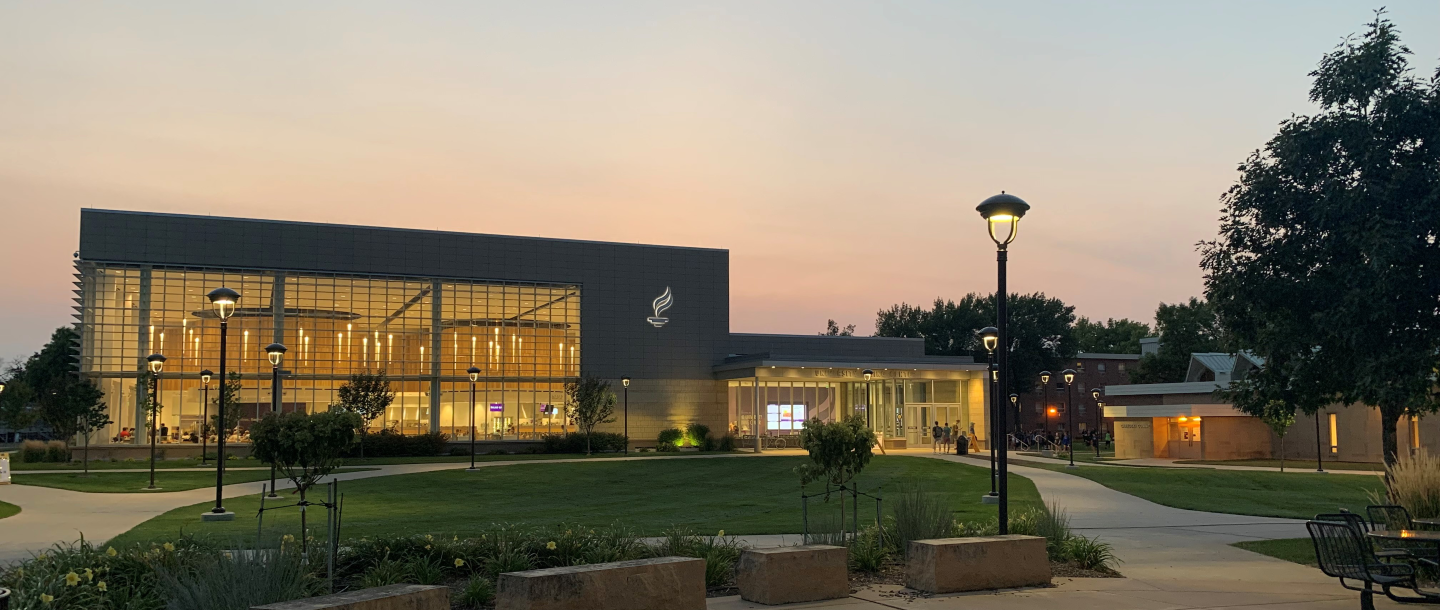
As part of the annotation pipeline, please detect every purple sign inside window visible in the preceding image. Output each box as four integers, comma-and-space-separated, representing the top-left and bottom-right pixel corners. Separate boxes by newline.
489, 403, 504, 412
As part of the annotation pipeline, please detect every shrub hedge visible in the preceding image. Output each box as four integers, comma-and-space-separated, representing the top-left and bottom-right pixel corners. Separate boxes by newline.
343, 430, 448, 458
540, 432, 628, 454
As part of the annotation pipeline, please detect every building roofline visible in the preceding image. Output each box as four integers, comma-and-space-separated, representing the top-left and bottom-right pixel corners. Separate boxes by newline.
1075, 352, 1142, 360
80, 208, 729, 254
1103, 381, 1226, 396
729, 332, 920, 342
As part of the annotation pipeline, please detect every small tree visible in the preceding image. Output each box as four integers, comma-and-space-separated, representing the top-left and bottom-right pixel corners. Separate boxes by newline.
797, 415, 877, 542
331, 371, 394, 458
251, 409, 362, 559
565, 375, 616, 455
73, 382, 110, 474
1259, 400, 1296, 473
209, 373, 243, 446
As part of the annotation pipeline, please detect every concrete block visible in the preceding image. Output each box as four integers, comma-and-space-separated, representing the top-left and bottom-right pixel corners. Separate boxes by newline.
736, 545, 849, 605
905, 535, 1050, 593
496, 556, 705, 610
251, 584, 448, 610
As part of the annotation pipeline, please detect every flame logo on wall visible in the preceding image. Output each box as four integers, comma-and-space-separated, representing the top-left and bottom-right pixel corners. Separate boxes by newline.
647, 287, 673, 328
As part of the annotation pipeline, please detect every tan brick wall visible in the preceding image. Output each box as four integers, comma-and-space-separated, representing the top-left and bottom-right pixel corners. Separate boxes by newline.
1201, 416, 1272, 460
593, 379, 727, 446
1113, 418, 1153, 459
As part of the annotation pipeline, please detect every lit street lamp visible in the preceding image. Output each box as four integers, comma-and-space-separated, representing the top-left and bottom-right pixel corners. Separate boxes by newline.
467, 366, 480, 470
1039, 371, 1051, 434
264, 342, 286, 498
205, 286, 239, 521
979, 326, 999, 503
145, 353, 166, 490
1009, 394, 1018, 441
977, 192, 1029, 535
1062, 369, 1077, 468
199, 370, 212, 466
1090, 386, 1102, 457
621, 377, 631, 455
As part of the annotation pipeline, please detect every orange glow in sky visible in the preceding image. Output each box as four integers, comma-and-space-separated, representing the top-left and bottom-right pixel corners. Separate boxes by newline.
1, 3, 1437, 360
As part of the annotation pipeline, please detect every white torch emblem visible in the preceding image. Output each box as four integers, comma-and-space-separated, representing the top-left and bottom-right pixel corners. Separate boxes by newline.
647, 287, 673, 328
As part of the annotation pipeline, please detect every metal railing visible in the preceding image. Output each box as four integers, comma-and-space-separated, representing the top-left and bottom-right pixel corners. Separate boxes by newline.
801, 485, 883, 546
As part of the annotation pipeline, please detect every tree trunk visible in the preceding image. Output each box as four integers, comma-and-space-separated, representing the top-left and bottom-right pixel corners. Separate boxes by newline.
1380, 403, 1404, 467
1279, 432, 1285, 473
300, 486, 309, 563
84, 432, 90, 475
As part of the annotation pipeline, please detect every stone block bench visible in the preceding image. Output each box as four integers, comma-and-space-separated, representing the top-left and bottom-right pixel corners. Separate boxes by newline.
905, 535, 1050, 593
251, 584, 448, 610
736, 545, 849, 605
496, 556, 705, 610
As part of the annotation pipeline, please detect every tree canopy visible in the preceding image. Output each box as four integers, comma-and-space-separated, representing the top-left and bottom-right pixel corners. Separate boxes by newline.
565, 375, 616, 454
0, 327, 106, 443
875, 292, 1076, 395
331, 371, 395, 431
1128, 298, 1226, 384
1073, 317, 1151, 354
1199, 12, 1440, 464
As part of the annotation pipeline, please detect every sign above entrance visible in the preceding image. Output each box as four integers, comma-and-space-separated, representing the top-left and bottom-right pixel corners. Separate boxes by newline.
647, 287, 673, 327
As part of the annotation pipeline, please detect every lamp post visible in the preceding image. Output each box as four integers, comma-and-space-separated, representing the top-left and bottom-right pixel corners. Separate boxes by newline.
1009, 394, 1018, 443
1039, 371, 1051, 435
977, 192, 1028, 535
1062, 369, 1076, 468
1090, 387, 1102, 458
199, 370, 212, 466
145, 353, 166, 490
205, 287, 239, 520
862, 369, 873, 431
1096, 400, 1106, 453
264, 343, 286, 498
1315, 410, 1325, 473
621, 377, 630, 455
979, 326, 999, 502
467, 366, 480, 470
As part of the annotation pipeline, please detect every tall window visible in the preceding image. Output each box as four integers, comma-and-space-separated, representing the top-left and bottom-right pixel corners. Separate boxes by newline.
1328, 412, 1339, 454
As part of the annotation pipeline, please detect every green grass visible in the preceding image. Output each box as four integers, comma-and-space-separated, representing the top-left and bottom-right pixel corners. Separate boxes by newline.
12, 468, 372, 493
1233, 538, 1317, 567
12, 457, 264, 471
110, 455, 1039, 546
1017, 462, 1385, 519
1018, 449, 1119, 464
1177, 459, 1385, 472
0, 499, 19, 520
337, 450, 736, 467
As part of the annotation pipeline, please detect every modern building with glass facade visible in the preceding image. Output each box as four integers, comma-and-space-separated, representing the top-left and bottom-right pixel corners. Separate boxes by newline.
74, 209, 989, 453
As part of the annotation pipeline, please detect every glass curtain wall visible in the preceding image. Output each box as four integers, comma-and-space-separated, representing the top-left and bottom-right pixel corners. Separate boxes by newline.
76, 262, 580, 444
725, 378, 974, 446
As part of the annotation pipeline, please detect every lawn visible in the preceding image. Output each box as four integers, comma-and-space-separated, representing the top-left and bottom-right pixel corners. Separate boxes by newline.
12, 468, 371, 493
1015, 461, 1385, 519
1232, 538, 1316, 567
0, 500, 19, 520
12, 450, 736, 471
1018, 449, 1119, 464
109, 455, 1040, 546
1177, 459, 1385, 472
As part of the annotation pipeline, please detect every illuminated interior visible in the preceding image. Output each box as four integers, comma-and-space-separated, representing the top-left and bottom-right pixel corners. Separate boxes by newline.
77, 263, 580, 444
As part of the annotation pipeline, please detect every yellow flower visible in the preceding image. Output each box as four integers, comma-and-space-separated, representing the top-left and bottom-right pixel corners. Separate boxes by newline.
424, 545, 432, 550
106, 547, 117, 557
162, 542, 175, 552
84, 568, 94, 581
546, 541, 557, 550
425, 534, 433, 541
66, 571, 81, 586
40, 593, 54, 604
454, 558, 466, 568
718, 530, 725, 537
98, 581, 108, 592
282, 534, 295, 543
452, 536, 458, 542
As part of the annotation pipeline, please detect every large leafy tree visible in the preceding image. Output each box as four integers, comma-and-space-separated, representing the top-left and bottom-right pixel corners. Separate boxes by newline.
331, 370, 395, 432
1072, 317, 1151, 354
0, 327, 107, 446
1128, 298, 1226, 383
874, 292, 1076, 396
1200, 12, 1440, 465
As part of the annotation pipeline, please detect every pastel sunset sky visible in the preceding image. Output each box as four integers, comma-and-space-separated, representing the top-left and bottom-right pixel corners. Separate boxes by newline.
1, 2, 1437, 361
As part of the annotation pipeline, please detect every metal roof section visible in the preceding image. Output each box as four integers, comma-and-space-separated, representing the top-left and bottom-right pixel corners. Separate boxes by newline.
1102, 381, 1225, 396
713, 353, 984, 379
1186, 353, 1237, 382
1104, 404, 1246, 418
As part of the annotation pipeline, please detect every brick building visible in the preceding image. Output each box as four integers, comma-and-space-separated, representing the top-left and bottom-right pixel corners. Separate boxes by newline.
1015, 352, 1140, 436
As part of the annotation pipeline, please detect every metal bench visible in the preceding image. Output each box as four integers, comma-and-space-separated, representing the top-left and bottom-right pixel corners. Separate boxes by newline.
1307, 519, 1437, 608
1366, 505, 1440, 563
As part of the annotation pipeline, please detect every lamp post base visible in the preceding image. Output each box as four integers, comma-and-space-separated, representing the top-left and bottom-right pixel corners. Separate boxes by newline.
1066, 464, 1079, 469
201, 511, 235, 522
465, 467, 480, 472
143, 486, 162, 491
981, 494, 999, 505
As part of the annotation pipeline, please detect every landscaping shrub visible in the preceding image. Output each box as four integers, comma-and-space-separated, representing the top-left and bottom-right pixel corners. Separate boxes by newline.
657, 527, 741, 587
717, 433, 737, 452
686, 423, 714, 451
889, 483, 955, 555
46, 440, 69, 463
19, 440, 48, 463
457, 575, 495, 608
848, 525, 889, 573
358, 556, 409, 588
1382, 449, 1440, 519
539, 432, 627, 454
404, 556, 445, 585
344, 430, 448, 458
157, 544, 319, 610
656, 428, 684, 452
1062, 535, 1121, 572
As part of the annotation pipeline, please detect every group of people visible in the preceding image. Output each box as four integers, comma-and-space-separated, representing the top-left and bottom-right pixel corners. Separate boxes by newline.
1028, 428, 1112, 451
112, 425, 209, 444
929, 421, 975, 454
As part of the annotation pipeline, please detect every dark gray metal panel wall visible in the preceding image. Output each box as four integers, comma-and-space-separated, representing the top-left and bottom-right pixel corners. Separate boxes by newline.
79, 209, 729, 380
725, 334, 925, 358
